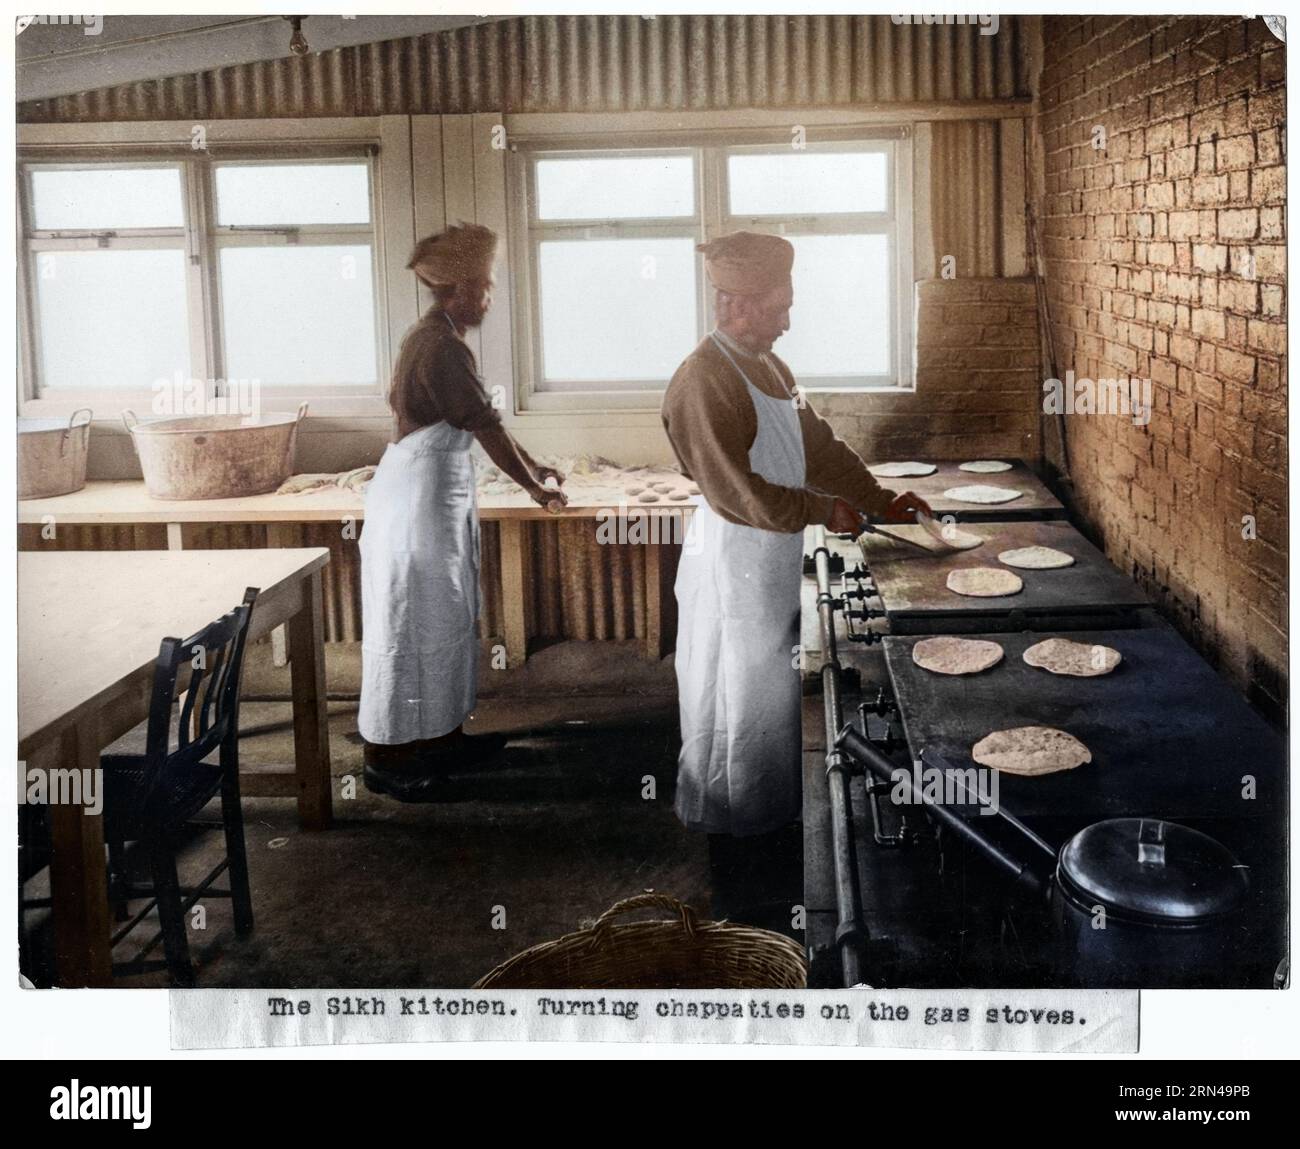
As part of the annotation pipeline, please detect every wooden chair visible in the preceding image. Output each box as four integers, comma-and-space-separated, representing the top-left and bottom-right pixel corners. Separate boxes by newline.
14, 585, 262, 989
96, 587, 261, 986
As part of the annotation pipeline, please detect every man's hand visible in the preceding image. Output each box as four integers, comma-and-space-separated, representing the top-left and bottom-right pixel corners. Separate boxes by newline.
882, 490, 933, 523
534, 464, 565, 488
827, 497, 864, 535
528, 482, 568, 514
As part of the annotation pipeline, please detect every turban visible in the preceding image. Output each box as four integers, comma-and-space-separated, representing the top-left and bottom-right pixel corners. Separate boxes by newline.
697, 230, 794, 296
408, 223, 498, 288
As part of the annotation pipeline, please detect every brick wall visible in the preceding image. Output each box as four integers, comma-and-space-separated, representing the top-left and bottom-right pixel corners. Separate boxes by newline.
817, 277, 1041, 462
1035, 15, 1287, 718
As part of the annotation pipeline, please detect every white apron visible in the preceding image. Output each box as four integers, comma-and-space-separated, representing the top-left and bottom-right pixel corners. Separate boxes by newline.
358, 420, 481, 744
673, 340, 806, 837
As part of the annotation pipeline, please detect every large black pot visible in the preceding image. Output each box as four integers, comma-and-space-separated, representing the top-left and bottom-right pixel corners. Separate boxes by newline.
1052, 817, 1249, 988
835, 725, 1251, 988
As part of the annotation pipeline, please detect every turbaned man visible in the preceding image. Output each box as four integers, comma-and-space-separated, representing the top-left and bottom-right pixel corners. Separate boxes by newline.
662, 230, 930, 851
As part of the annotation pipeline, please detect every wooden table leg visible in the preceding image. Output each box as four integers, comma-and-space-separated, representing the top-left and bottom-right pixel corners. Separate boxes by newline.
166, 521, 184, 551
498, 519, 529, 668
46, 720, 112, 987
263, 523, 291, 668
287, 569, 333, 830
643, 513, 679, 661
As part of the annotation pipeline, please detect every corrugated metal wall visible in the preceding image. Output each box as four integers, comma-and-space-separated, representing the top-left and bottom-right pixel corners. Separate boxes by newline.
931, 120, 1005, 277
19, 14, 1027, 122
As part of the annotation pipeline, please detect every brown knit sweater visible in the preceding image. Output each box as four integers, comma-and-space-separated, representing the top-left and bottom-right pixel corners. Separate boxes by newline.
661, 333, 895, 533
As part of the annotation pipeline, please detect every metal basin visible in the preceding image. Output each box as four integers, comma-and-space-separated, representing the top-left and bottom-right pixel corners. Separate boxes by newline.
18, 409, 92, 500
122, 403, 308, 500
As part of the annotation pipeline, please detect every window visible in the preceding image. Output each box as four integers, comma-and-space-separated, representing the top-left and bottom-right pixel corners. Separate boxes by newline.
212, 161, 379, 391
513, 134, 911, 403
20, 154, 382, 405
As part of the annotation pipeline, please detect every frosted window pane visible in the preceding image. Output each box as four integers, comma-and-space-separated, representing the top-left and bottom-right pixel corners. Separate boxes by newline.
34, 249, 191, 389
538, 238, 696, 383
215, 164, 371, 226
777, 235, 891, 378
536, 156, 694, 220
220, 246, 377, 386
30, 167, 184, 230
728, 152, 888, 216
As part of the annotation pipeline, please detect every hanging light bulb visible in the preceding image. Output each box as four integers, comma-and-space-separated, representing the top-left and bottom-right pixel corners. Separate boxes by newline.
283, 16, 309, 56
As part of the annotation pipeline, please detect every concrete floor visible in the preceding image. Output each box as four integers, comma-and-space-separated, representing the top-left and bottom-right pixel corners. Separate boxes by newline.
24, 640, 781, 988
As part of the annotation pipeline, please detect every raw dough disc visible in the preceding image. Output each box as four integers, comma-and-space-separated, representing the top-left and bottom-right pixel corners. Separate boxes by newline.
1023, 637, 1122, 677
946, 567, 1024, 597
972, 726, 1092, 776
637, 492, 660, 503
668, 491, 690, 501
998, 545, 1075, 570
870, 461, 937, 478
943, 484, 1025, 504
959, 460, 1013, 473
912, 636, 1004, 675
626, 486, 645, 495
687, 486, 700, 495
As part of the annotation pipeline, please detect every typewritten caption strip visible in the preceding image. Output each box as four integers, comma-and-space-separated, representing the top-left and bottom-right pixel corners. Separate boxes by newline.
171, 988, 1137, 1052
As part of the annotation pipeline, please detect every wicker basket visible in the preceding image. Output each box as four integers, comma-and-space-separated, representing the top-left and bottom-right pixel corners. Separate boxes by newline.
473, 893, 808, 989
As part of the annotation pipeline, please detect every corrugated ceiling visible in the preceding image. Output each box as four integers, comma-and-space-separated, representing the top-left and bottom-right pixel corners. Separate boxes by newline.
19, 15, 1028, 122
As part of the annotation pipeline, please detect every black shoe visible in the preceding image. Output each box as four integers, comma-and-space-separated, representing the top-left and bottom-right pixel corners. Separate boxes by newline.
433, 731, 509, 772
363, 763, 456, 804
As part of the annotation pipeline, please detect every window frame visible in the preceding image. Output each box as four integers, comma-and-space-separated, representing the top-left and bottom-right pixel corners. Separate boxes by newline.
18, 147, 385, 410
16, 118, 414, 424
207, 152, 385, 401
508, 126, 913, 413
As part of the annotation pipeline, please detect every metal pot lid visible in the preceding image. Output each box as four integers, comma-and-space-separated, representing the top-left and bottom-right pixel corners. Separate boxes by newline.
1057, 818, 1249, 923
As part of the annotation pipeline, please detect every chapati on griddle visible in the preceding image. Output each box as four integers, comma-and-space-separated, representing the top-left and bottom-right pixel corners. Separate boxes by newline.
998, 545, 1075, 570
972, 726, 1092, 776
912, 636, 1004, 675
866, 523, 982, 553
946, 567, 1024, 597
917, 514, 984, 550
870, 461, 938, 478
1023, 637, 1122, 677
959, 460, 1013, 473
943, 484, 1025, 504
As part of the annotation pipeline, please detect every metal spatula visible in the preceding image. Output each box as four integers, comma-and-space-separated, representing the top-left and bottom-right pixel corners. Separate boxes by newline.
857, 516, 938, 554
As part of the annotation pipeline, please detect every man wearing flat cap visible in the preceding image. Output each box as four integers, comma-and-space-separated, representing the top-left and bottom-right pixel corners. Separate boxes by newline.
662, 231, 928, 904
359, 223, 567, 801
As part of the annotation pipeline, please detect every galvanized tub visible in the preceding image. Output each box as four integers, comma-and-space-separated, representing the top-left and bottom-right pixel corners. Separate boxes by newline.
121, 403, 308, 500
18, 408, 93, 500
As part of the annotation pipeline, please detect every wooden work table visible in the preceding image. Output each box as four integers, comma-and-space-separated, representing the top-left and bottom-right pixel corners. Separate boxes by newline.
18, 547, 334, 986
18, 480, 699, 664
